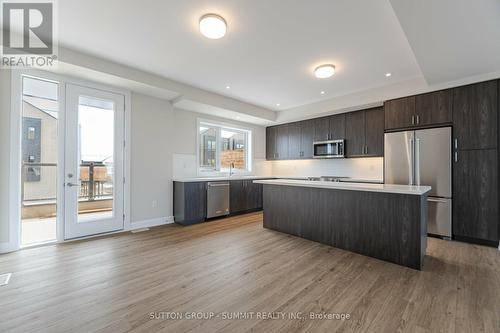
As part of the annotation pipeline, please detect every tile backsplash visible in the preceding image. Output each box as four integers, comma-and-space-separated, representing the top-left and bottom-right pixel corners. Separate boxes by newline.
173, 153, 383, 181
271, 157, 383, 180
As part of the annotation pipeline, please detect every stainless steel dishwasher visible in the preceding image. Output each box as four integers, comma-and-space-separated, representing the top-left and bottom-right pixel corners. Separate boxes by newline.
206, 182, 230, 218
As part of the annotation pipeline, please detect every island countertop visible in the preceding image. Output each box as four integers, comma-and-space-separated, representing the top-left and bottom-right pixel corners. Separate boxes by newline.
253, 179, 431, 195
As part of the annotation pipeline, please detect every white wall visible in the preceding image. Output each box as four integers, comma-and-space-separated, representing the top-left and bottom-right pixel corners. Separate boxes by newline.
271, 157, 384, 181
130, 93, 174, 223
0, 69, 11, 244
130, 97, 270, 222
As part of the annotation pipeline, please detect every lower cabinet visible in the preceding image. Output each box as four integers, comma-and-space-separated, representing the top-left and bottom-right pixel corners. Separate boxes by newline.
230, 180, 263, 214
453, 149, 499, 243
174, 180, 265, 225
174, 181, 207, 225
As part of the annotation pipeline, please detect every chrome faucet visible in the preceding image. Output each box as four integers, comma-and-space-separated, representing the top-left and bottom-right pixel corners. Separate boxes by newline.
229, 162, 235, 176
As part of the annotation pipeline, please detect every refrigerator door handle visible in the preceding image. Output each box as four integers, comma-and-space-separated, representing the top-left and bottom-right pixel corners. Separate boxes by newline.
415, 138, 421, 186
409, 138, 414, 185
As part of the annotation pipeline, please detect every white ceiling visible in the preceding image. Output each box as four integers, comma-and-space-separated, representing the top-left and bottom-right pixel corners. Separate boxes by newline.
58, 0, 422, 111
389, 0, 500, 85
53, 0, 500, 121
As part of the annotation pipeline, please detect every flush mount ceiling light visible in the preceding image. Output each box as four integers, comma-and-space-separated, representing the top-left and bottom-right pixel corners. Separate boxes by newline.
314, 64, 335, 79
385, 72, 392, 77
320, 91, 325, 95
199, 14, 227, 39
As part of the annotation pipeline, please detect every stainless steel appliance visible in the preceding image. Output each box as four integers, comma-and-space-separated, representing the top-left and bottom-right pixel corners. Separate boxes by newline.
313, 139, 345, 159
206, 182, 230, 219
384, 127, 452, 238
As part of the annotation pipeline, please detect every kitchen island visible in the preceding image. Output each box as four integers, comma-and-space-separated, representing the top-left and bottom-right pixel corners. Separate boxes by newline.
253, 179, 432, 270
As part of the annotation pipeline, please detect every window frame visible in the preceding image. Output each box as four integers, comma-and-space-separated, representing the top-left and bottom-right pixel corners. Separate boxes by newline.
196, 118, 252, 175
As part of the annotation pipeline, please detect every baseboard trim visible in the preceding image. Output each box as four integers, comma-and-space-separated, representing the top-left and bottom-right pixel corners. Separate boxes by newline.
0, 242, 18, 254
131, 216, 174, 230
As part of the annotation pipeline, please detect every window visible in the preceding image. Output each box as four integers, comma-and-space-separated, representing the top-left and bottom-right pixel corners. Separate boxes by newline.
198, 120, 252, 173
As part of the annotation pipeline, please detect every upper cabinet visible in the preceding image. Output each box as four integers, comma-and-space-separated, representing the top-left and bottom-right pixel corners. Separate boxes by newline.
313, 117, 330, 142
345, 111, 365, 157
345, 107, 384, 157
300, 119, 315, 159
287, 122, 302, 159
364, 107, 384, 156
313, 114, 345, 141
265, 126, 277, 160
415, 90, 453, 126
453, 80, 498, 150
385, 90, 454, 130
384, 96, 415, 130
329, 114, 346, 140
267, 107, 383, 161
276, 124, 289, 160
266, 124, 289, 160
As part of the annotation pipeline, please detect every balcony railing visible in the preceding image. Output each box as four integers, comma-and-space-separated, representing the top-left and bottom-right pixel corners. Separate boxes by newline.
22, 162, 113, 204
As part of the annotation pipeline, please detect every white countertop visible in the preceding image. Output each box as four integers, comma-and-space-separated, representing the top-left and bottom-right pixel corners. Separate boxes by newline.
173, 176, 275, 182
253, 179, 431, 195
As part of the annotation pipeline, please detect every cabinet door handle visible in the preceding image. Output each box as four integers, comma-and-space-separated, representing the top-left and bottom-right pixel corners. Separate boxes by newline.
416, 115, 420, 125
365, 146, 368, 154
454, 151, 458, 163
411, 115, 415, 125
454, 138, 458, 150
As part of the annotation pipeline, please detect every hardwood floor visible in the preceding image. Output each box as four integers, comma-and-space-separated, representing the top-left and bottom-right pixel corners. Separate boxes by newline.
0, 212, 499, 333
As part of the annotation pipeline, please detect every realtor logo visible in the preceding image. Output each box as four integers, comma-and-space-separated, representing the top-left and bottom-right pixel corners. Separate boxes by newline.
1, 0, 57, 68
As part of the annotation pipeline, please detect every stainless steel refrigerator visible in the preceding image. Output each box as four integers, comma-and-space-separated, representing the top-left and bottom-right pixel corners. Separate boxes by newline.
384, 127, 452, 238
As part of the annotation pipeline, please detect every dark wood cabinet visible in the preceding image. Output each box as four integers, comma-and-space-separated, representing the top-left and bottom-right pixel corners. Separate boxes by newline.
415, 90, 453, 126
287, 122, 302, 159
313, 117, 330, 141
266, 126, 277, 160
300, 119, 315, 159
345, 107, 384, 157
230, 180, 263, 214
453, 149, 498, 242
174, 182, 207, 225
345, 111, 365, 157
453, 80, 498, 150
266, 124, 289, 160
364, 107, 384, 156
276, 124, 289, 160
384, 96, 416, 130
329, 114, 346, 140
229, 180, 246, 213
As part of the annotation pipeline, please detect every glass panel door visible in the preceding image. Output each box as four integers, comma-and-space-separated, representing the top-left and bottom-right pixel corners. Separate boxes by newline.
64, 84, 125, 239
20, 76, 59, 246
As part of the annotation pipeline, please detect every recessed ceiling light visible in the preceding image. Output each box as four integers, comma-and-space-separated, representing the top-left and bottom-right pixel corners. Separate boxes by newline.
385, 72, 392, 77
320, 91, 325, 95
226, 86, 231, 89
314, 64, 335, 79
276, 103, 281, 107
199, 14, 227, 39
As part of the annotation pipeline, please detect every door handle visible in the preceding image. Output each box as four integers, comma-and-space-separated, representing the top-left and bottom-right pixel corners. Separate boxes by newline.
409, 138, 414, 185
415, 138, 421, 186
66, 183, 80, 187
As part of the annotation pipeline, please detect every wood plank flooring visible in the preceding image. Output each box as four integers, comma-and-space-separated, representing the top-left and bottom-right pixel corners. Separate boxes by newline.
0, 212, 499, 333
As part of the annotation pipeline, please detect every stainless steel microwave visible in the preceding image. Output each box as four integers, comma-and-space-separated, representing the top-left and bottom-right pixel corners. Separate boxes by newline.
313, 139, 345, 158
